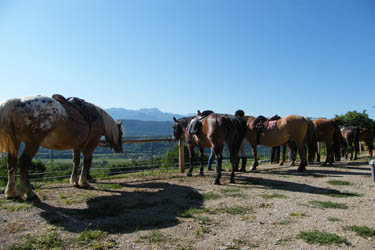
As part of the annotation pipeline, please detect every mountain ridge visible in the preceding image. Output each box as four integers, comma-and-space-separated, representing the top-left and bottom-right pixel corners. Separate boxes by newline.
106, 107, 194, 121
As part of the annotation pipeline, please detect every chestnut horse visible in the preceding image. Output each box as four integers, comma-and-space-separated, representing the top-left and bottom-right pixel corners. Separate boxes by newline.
195, 113, 247, 184
340, 126, 360, 160
0, 95, 123, 200
311, 118, 341, 165
359, 128, 374, 158
172, 115, 212, 176
246, 115, 311, 171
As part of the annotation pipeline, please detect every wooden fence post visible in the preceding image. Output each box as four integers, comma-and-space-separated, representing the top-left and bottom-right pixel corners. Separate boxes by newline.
178, 139, 185, 173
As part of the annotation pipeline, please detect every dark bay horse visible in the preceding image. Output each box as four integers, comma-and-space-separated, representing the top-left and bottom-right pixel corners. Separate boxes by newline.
246, 115, 311, 171
172, 114, 212, 176
0, 95, 123, 200
340, 126, 360, 160
359, 128, 374, 158
311, 118, 341, 165
195, 113, 247, 184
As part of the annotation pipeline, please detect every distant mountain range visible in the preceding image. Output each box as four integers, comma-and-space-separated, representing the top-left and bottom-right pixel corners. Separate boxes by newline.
106, 107, 192, 121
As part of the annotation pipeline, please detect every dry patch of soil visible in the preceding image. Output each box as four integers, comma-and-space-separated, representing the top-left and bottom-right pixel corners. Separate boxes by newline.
1, 158, 375, 249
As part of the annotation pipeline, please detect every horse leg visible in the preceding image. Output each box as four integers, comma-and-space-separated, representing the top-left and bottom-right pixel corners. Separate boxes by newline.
186, 144, 194, 177
18, 143, 39, 200
296, 143, 307, 172
199, 147, 204, 176
279, 144, 287, 166
4, 154, 20, 199
70, 149, 80, 187
212, 145, 222, 185
326, 141, 334, 166
316, 142, 321, 163
250, 144, 258, 171
79, 151, 94, 187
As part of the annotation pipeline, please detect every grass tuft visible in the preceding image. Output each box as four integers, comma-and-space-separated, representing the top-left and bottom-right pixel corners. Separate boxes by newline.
308, 200, 348, 209
343, 225, 375, 239
297, 230, 350, 246
327, 180, 352, 186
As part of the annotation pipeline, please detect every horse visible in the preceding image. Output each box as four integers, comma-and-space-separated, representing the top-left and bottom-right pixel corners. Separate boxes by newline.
359, 128, 374, 158
195, 113, 247, 184
310, 118, 341, 165
0, 95, 124, 200
245, 115, 311, 171
340, 126, 360, 160
172, 113, 212, 176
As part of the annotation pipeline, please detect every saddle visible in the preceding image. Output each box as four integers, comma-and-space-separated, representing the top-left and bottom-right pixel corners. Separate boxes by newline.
188, 110, 214, 135
250, 115, 278, 144
52, 94, 100, 127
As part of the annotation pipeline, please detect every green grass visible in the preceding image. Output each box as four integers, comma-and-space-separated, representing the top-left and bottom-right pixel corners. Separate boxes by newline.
297, 230, 350, 246
0, 198, 34, 212
328, 217, 341, 222
275, 236, 294, 245
308, 200, 348, 209
219, 188, 241, 194
261, 193, 288, 200
343, 225, 375, 239
289, 212, 307, 217
327, 180, 353, 186
7, 230, 63, 250
214, 206, 253, 215
202, 192, 221, 200
322, 191, 362, 198
139, 230, 166, 243
178, 208, 210, 218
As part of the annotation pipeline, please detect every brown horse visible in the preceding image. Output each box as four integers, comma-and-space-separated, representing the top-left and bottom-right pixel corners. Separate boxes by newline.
172, 113, 212, 176
246, 115, 311, 171
0, 95, 123, 200
340, 126, 360, 160
359, 128, 374, 158
310, 118, 341, 165
196, 113, 247, 184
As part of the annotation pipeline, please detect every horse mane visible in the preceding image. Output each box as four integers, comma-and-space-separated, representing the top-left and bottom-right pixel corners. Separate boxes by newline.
97, 107, 123, 147
0, 98, 20, 155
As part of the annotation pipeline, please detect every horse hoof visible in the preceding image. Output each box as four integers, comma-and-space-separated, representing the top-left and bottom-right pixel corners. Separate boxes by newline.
87, 177, 97, 183
78, 179, 89, 187
249, 167, 257, 171
21, 190, 37, 201
297, 166, 306, 172
239, 168, 246, 173
230, 179, 235, 184
186, 172, 193, 177
207, 168, 213, 171
70, 178, 79, 187
199, 173, 204, 176
279, 163, 284, 166
212, 180, 221, 185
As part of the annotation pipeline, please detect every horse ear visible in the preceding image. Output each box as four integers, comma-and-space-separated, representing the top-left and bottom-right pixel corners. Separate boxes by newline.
173, 117, 177, 122
118, 120, 123, 125
197, 110, 201, 115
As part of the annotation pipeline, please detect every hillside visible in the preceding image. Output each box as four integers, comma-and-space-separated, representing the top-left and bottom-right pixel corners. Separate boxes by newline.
121, 119, 173, 137
106, 107, 188, 122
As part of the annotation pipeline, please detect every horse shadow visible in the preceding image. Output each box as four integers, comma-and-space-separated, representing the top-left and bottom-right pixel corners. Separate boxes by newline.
31, 181, 203, 234
235, 175, 344, 195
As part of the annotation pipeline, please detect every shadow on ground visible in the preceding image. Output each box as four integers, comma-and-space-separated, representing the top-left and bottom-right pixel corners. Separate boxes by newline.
31, 181, 203, 234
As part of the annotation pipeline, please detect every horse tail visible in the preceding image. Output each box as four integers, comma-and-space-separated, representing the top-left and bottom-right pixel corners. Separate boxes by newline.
0, 99, 19, 155
333, 123, 342, 161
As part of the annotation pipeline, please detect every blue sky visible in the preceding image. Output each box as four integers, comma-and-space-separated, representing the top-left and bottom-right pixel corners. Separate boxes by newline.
0, 0, 374, 119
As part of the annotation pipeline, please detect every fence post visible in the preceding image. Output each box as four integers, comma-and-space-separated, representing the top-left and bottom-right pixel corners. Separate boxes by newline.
179, 139, 185, 173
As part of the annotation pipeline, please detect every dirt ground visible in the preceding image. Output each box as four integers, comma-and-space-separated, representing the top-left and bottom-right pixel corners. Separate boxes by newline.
1, 156, 375, 250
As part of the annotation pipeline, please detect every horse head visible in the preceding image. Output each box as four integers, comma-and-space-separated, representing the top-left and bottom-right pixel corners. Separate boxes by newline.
113, 120, 124, 153
172, 117, 184, 141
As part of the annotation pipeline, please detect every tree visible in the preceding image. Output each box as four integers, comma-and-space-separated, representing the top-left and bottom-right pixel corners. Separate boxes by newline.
335, 110, 375, 129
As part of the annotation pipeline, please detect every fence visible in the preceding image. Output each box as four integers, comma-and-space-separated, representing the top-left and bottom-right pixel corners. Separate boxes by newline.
0, 138, 273, 183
